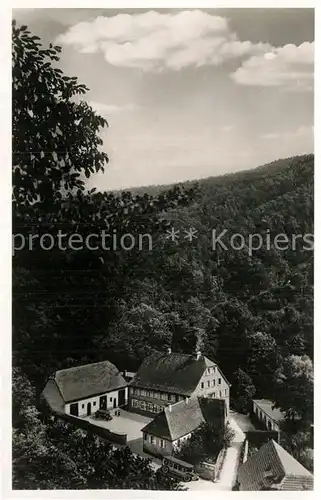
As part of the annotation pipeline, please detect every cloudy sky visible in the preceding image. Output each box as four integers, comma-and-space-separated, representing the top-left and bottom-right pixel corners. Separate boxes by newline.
14, 8, 314, 190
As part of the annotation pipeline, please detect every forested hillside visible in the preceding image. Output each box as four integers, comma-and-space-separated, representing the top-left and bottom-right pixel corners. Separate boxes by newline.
12, 22, 314, 487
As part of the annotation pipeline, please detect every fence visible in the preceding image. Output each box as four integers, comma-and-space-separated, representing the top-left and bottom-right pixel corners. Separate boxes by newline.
196, 447, 227, 482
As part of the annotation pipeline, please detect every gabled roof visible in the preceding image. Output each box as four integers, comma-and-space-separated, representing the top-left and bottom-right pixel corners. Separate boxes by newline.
41, 377, 65, 415
238, 439, 313, 491
43, 360, 127, 405
130, 351, 226, 396
253, 399, 285, 423
141, 396, 226, 441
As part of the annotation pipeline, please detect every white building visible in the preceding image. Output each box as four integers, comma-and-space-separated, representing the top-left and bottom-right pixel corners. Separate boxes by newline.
253, 399, 285, 432
141, 396, 227, 457
42, 360, 128, 417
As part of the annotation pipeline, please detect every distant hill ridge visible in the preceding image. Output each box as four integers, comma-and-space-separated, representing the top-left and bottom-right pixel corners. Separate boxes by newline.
111, 154, 314, 196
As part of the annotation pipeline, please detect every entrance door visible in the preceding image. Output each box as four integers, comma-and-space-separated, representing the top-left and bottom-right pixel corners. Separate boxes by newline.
118, 389, 126, 407
100, 395, 107, 410
87, 402, 91, 416
70, 403, 78, 416
113, 398, 117, 408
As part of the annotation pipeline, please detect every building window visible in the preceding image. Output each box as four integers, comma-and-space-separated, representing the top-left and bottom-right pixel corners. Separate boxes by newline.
218, 378, 221, 385
225, 389, 228, 396
160, 439, 165, 448
140, 401, 146, 411
170, 394, 176, 402
110, 397, 113, 402
161, 393, 167, 401
201, 382, 204, 389
151, 436, 155, 444
82, 404, 85, 409
213, 379, 216, 386
132, 399, 139, 408
144, 433, 147, 441
219, 391, 222, 397
212, 392, 216, 398
207, 381, 210, 388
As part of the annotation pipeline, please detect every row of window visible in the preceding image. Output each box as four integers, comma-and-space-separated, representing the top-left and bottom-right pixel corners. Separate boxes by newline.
255, 407, 273, 428
131, 387, 177, 402
132, 399, 163, 413
201, 378, 222, 389
205, 366, 217, 375
144, 433, 166, 448
210, 390, 227, 398
72, 395, 116, 411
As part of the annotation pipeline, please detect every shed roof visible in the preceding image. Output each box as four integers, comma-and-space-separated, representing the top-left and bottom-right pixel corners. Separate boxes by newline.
253, 399, 285, 423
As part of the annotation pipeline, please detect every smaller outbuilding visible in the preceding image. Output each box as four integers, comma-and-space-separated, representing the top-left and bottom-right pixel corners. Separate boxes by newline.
41, 360, 128, 418
252, 399, 285, 432
141, 396, 227, 457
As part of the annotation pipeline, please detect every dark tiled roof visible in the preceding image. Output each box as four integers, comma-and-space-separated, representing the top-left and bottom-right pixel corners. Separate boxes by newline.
142, 396, 226, 441
253, 399, 285, 423
238, 439, 313, 491
130, 351, 220, 396
44, 360, 127, 404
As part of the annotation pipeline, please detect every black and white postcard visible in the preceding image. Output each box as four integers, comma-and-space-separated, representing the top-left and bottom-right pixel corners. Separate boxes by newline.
6, 1, 315, 495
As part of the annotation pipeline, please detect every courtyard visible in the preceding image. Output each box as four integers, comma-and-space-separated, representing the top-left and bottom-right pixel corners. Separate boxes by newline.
81, 409, 247, 490
83, 409, 162, 465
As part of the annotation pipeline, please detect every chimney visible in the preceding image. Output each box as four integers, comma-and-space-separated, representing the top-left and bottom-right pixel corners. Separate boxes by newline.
195, 350, 201, 361
166, 347, 172, 355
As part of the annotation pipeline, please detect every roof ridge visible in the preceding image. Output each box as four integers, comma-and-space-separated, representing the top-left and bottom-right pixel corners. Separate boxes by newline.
55, 359, 115, 376
271, 440, 313, 477
270, 440, 287, 475
164, 407, 174, 439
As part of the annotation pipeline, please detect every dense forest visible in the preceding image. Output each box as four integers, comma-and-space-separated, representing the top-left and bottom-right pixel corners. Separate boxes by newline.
12, 22, 314, 488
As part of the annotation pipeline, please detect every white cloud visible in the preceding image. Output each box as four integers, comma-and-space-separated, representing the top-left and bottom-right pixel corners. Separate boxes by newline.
56, 10, 270, 72
231, 42, 314, 91
88, 101, 138, 116
261, 125, 314, 140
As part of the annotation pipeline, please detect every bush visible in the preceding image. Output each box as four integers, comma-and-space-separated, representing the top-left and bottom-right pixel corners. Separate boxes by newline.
175, 422, 235, 466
